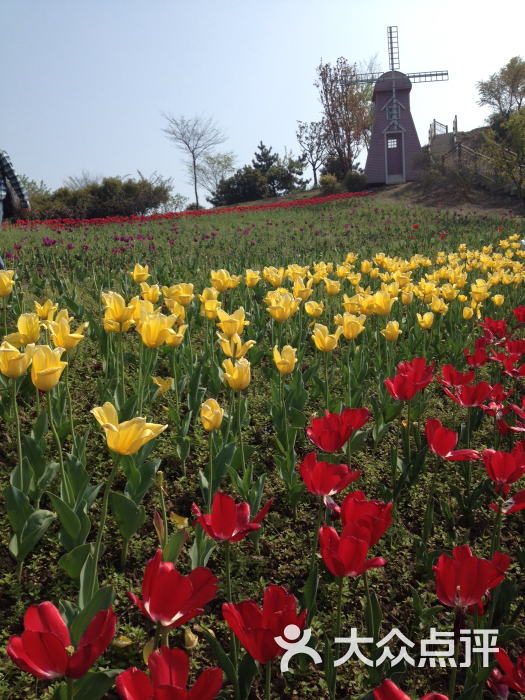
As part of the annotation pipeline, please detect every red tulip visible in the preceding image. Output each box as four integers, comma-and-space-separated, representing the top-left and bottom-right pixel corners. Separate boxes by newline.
341, 407, 370, 431
506, 339, 525, 358
442, 381, 492, 407
486, 667, 509, 700
433, 545, 510, 608
6, 602, 116, 680
495, 647, 525, 694
436, 365, 474, 388
413, 224, 419, 229
298, 452, 361, 499
479, 317, 508, 345
513, 306, 525, 324
115, 647, 223, 700
319, 522, 386, 578
464, 346, 488, 368
222, 584, 306, 665
483, 448, 525, 485
489, 489, 525, 514
340, 490, 392, 546
374, 678, 448, 700
425, 418, 481, 461
397, 357, 435, 387
385, 358, 434, 402
502, 357, 525, 379
127, 550, 217, 629
191, 492, 272, 543
306, 410, 353, 452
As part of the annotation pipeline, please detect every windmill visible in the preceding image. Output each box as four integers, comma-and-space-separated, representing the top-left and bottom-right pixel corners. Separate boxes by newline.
344, 27, 448, 185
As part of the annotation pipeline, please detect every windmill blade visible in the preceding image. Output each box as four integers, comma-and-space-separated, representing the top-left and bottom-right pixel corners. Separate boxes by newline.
404, 71, 449, 83
387, 26, 400, 72
342, 72, 384, 86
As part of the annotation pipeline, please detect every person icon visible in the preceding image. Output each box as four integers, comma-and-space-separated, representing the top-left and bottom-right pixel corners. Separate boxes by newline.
274, 624, 322, 672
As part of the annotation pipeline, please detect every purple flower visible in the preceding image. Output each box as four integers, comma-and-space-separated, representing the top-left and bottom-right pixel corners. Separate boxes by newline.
67, 243, 74, 250
149, 243, 155, 250
193, 237, 198, 242
169, 238, 174, 245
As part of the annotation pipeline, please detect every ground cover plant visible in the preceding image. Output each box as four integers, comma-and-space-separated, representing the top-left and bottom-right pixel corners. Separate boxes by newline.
1, 191, 525, 700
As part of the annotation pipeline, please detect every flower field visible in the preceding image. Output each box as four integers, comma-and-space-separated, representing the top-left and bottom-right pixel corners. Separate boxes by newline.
1, 192, 525, 700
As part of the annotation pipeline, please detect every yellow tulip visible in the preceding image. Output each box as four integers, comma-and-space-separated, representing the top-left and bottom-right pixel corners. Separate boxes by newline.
0, 270, 15, 298
162, 285, 179, 301
401, 291, 414, 305
342, 294, 361, 314
336, 264, 352, 279
381, 282, 400, 299
492, 295, 505, 307
334, 314, 343, 326
361, 260, 373, 274
168, 283, 194, 307
369, 268, 379, 279
245, 269, 261, 288
5, 313, 41, 348
203, 299, 222, 320
34, 300, 58, 321
458, 294, 467, 302
324, 278, 341, 296
216, 307, 249, 337
47, 317, 89, 352
164, 299, 186, 325
131, 264, 150, 283
217, 332, 256, 358
314, 261, 333, 275
137, 311, 178, 349
129, 297, 155, 321
312, 323, 343, 352
341, 313, 366, 340
359, 295, 376, 317
199, 288, 220, 313
380, 320, 402, 343
273, 345, 298, 375
470, 281, 490, 304
429, 295, 449, 315
201, 398, 224, 431
210, 269, 231, 293
91, 402, 167, 455
152, 377, 172, 395
372, 291, 397, 317
140, 283, 161, 304
347, 273, 362, 287
266, 294, 300, 323
345, 253, 358, 264
304, 300, 324, 318
393, 271, 411, 288
463, 307, 474, 320
102, 292, 134, 326
417, 312, 434, 329
0, 341, 34, 378
440, 283, 459, 302
31, 345, 67, 392
222, 358, 251, 391
228, 275, 242, 289
165, 324, 188, 348
285, 264, 309, 281
293, 277, 313, 302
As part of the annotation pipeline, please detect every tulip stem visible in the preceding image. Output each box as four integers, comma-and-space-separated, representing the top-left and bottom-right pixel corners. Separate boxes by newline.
154, 620, 162, 650
64, 360, 75, 439
237, 393, 245, 473
34, 677, 38, 699
363, 571, 376, 642
225, 541, 239, 667
392, 410, 402, 500
346, 343, 352, 409
46, 391, 73, 507
2, 299, 7, 336
448, 641, 459, 700
490, 501, 503, 558
466, 407, 471, 502
86, 453, 122, 604
207, 431, 214, 513
265, 661, 272, 700
120, 538, 129, 569
66, 678, 73, 700
11, 378, 22, 476
224, 389, 234, 445
310, 500, 324, 572
35, 385, 40, 415
16, 559, 23, 578
324, 351, 330, 410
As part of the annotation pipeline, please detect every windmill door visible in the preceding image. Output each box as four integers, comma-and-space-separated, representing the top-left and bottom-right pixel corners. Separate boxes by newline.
386, 133, 405, 184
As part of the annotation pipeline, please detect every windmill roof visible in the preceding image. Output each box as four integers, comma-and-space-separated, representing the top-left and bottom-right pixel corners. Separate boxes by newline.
373, 71, 412, 93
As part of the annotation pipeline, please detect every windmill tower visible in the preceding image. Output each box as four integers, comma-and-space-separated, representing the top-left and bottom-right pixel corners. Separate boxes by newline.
345, 27, 448, 185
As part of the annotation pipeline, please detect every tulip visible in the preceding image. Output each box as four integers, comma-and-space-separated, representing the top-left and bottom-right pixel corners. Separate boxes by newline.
203, 299, 222, 320
341, 313, 366, 340
400, 290, 413, 305
140, 282, 161, 303
442, 381, 492, 407
470, 281, 491, 303
137, 311, 178, 349
429, 295, 449, 315
490, 489, 525, 515
102, 292, 134, 327
494, 648, 525, 695
359, 295, 376, 316
217, 332, 255, 359
433, 544, 509, 608
131, 263, 150, 283
0, 269, 15, 297
304, 300, 324, 318
307, 410, 353, 452
372, 290, 397, 317
361, 260, 373, 274
426, 418, 481, 461
210, 269, 231, 292
340, 491, 392, 546
128, 550, 218, 629
115, 647, 223, 700
152, 377, 172, 395
222, 358, 251, 391
273, 345, 297, 375
380, 320, 401, 342
486, 668, 510, 700
198, 287, 220, 314
192, 492, 272, 544
173, 283, 195, 307
324, 278, 340, 295
34, 299, 58, 321
91, 402, 167, 455
7, 602, 116, 681
436, 365, 474, 388
285, 264, 309, 281
129, 297, 155, 321
216, 307, 249, 337
0, 341, 34, 378
223, 584, 306, 665
266, 293, 300, 323
201, 398, 223, 432
165, 324, 188, 348
312, 323, 342, 352
417, 312, 434, 330
319, 522, 386, 578
31, 345, 67, 392
5, 312, 41, 348
293, 277, 313, 301
46, 317, 89, 352
483, 448, 525, 486
244, 268, 261, 288
374, 679, 448, 700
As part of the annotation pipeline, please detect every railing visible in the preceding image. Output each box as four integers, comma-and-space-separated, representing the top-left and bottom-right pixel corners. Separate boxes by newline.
428, 119, 448, 143
443, 143, 496, 182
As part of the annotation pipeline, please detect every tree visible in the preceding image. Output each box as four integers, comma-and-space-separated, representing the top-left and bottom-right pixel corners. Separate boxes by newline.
296, 121, 328, 187
252, 142, 278, 175
314, 57, 375, 177
483, 110, 525, 202
476, 57, 525, 121
265, 149, 310, 196
63, 169, 103, 189
209, 166, 269, 207
188, 151, 237, 201
161, 114, 227, 207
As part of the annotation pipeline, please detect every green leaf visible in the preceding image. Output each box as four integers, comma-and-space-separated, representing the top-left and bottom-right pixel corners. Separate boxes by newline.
3, 484, 32, 533
238, 652, 258, 700
497, 625, 525, 643
109, 492, 146, 541
59, 543, 106, 580
71, 586, 115, 647
201, 626, 238, 684
48, 493, 81, 540
163, 529, 187, 564
9, 509, 56, 562
52, 670, 120, 700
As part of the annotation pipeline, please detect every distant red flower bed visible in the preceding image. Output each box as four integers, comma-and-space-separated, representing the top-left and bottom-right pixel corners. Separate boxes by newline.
3, 191, 373, 229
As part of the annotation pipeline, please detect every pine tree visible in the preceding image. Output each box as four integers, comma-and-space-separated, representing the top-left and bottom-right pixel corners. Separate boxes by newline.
252, 142, 278, 176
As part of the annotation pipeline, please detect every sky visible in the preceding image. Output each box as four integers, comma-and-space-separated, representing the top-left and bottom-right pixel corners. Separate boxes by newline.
1, 0, 523, 206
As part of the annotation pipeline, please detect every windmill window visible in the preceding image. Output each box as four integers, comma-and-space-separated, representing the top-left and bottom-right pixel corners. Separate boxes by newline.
387, 138, 398, 148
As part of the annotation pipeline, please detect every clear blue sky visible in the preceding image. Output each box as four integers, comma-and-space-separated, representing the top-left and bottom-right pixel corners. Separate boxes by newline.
1, 0, 523, 205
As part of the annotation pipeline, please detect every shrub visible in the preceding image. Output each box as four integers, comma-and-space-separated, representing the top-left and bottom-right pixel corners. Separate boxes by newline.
319, 173, 339, 195
209, 166, 269, 206
342, 170, 368, 192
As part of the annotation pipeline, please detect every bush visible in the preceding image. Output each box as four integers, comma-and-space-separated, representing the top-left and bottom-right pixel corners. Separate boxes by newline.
319, 173, 339, 195
342, 170, 368, 192
185, 202, 204, 211
210, 166, 269, 206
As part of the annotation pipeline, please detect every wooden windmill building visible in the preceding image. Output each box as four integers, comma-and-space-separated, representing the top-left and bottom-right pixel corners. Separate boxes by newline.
345, 27, 448, 185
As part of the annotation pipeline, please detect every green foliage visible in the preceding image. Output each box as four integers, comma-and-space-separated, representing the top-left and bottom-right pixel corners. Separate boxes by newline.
210, 165, 269, 206
342, 169, 368, 192
483, 109, 525, 201
319, 173, 339, 195
477, 56, 525, 121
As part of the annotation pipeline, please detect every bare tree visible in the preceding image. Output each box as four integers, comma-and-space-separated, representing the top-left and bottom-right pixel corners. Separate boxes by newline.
186, 151, 237, 199
62, 169, 103, 189
161, 113, 227, 207
296, 121, 328, 187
